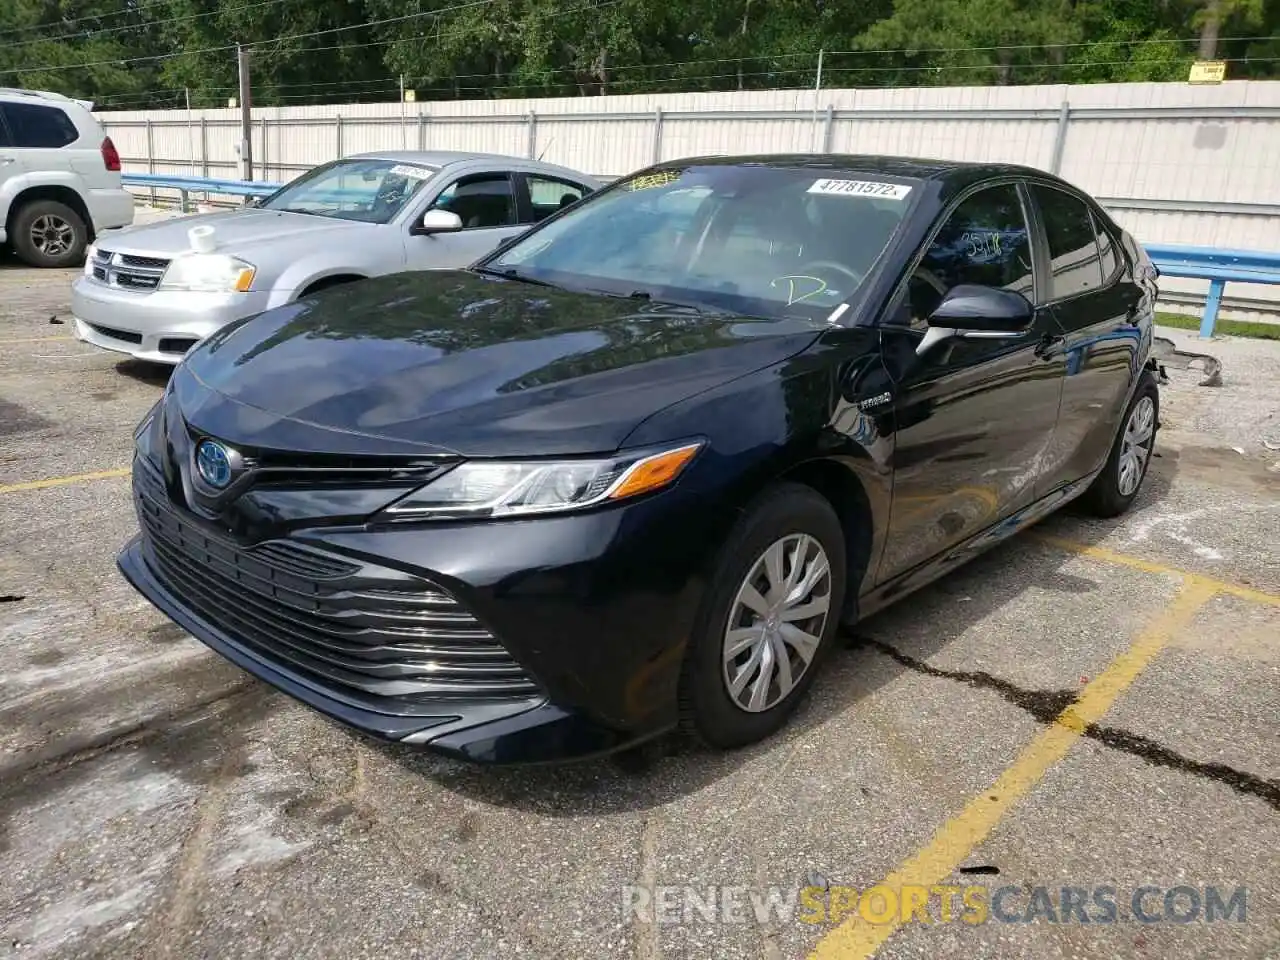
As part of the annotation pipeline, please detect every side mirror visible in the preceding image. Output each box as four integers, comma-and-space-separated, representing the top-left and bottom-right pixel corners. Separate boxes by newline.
418, 208, 463, 235
917, 284, 1033, 355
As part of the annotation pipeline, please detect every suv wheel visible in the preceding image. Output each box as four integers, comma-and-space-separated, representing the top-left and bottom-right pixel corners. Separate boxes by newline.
679, 482, 847, 749
12, 200, 88, 268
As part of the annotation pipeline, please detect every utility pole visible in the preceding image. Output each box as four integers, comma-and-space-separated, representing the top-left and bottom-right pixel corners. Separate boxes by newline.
237, 44, 253, 181
185, 86, 195, 175
400, 74, 406, 149
810, 50, 824, 152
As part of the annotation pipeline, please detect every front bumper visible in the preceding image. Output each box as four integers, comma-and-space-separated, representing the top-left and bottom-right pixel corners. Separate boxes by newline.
116, 462, 726, 762
72, 275, 271, 364
118, 537, 657, 763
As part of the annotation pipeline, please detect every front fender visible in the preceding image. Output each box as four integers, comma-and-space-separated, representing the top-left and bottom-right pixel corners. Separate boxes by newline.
263, 243, 403, 309
264, 263, 371, 309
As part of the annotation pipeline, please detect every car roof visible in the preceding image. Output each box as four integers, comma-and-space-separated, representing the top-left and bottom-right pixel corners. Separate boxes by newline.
0, 87, 95, 112
650, 153, 1048, 187
348, 150, 597, 182
348, 150, 495, 167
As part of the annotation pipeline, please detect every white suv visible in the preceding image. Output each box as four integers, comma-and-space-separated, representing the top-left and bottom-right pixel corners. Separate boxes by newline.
0, 88, 134, 267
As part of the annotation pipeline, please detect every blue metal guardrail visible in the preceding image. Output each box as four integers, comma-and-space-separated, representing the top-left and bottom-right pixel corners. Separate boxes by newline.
123, 174, 1277, 338
1143, 244, 1280, 338
122, 173, 279, 209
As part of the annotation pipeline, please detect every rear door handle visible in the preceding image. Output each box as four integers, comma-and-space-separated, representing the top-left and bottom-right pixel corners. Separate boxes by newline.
0, 157, 16, 165
1035, 334, 1066, 360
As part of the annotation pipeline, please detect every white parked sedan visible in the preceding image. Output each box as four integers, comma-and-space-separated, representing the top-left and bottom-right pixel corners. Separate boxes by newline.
72, 150, 597, 364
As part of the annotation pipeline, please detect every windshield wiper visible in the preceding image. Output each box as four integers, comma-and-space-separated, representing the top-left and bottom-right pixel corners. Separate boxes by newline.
475, 265, 557, 288
605, 287, 726, 315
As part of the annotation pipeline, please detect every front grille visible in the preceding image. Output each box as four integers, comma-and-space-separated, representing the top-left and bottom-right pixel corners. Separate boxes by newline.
91, 248, 169, 291
120, 253, 169, 269
132, 462, 539, 705
88, 322, 143, 345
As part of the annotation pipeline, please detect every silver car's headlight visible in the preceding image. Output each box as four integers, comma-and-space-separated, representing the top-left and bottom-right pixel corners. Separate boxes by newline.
158, 254, 256, 293
381, 441, 703, 520
83, 243, 98, 277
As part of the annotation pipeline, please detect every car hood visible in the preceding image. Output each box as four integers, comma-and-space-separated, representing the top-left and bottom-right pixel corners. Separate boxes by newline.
96, 209, 370, 257
177, 270, 822, 458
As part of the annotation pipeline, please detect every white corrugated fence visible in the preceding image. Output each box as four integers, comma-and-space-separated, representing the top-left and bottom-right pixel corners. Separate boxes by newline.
97, 80, 1280, 321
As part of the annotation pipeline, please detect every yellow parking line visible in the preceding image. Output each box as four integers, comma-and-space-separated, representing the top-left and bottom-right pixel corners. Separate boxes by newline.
1033, 533, 1280, 609
0, 467, 130, 495
808, 579, 1219, 960
0, 335, 74, 344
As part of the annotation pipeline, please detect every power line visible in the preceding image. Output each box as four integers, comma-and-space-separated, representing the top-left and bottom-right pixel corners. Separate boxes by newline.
1, 0, 513, 76
139, 52, 1280, 107
251, 0, 625, 59
247, 0, 500, 50
0, 0, 178, 39
829, 34, 1279, 57
6, 0, 296, 50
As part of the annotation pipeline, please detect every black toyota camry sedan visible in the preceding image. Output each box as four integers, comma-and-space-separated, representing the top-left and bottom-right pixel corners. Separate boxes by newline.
119, 155, 1161, 764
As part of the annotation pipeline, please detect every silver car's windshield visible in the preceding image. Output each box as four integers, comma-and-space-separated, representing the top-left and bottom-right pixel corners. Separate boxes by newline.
261, 158, 438, 224
489, 164, 916, 321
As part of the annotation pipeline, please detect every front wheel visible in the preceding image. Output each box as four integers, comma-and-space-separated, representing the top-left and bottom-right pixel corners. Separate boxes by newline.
679, 483, 847, 749
1079, 374, 1159, 517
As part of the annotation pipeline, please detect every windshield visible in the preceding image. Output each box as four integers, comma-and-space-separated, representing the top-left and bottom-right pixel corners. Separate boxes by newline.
261, 158, 438, 224
488, 164, 917, 321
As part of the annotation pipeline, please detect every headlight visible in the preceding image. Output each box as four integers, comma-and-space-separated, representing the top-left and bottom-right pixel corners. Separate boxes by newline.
158, 254, 256, 292
83, 243, 97, 277
381, 441, 703, 520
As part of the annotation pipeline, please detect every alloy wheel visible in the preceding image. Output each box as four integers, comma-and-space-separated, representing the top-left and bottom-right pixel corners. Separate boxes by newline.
1117, 395, 1155, 497
722, 533, 832, 713
30, 214, 75, 257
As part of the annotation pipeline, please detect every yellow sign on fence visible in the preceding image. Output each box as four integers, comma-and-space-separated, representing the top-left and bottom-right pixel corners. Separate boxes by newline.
1189, 60, 1227, 84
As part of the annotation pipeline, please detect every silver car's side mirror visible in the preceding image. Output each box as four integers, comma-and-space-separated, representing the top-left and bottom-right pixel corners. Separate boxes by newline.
419, 209, 463, 234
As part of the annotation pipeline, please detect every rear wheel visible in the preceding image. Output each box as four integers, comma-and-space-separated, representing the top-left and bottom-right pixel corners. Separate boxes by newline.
1080, 374, 1159, 517
679, 483, 846, 749
12, 200, 88, 268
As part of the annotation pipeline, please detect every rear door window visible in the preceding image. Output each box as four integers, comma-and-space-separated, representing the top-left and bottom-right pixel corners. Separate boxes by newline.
1031, 184, 1105, 301
1, 103, 79, 148
525, 176, 588, 223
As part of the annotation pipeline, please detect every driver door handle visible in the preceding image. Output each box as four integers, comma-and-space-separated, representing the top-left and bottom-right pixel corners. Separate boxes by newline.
1035, 333, 1066, 360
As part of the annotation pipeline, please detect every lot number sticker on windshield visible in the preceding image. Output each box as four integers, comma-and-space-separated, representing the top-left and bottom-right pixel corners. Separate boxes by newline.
807, 179, 912, 200
388, 164, 430, 179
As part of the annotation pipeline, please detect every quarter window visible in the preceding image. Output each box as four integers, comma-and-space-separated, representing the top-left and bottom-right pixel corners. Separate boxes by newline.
1, 103, 78, 148
526, 176, 586, 222
900, 183, 1033, 328
431, 173, 516, 229
1092, 209, 1119, 281
1032, 185, 1104, 300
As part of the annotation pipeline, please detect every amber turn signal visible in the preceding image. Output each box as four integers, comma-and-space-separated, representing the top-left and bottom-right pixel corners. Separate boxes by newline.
609, 443, 702, 500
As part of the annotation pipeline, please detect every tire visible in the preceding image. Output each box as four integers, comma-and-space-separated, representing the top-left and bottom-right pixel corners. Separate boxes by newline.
679, 482, 847, 749
1079, 373, 1160, 518
11, 200, 89, 268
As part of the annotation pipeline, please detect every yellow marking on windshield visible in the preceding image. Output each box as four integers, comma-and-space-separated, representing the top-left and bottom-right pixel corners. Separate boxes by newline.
772, 275, 828, 306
